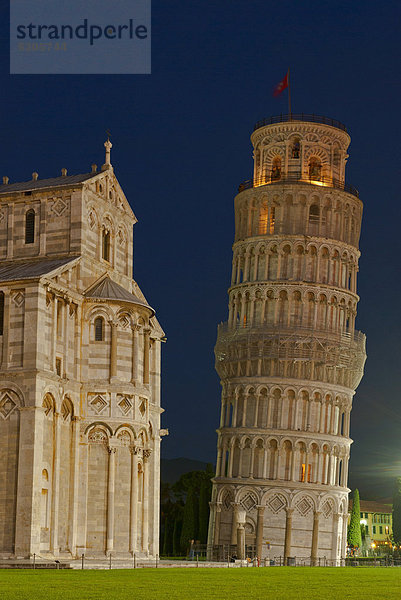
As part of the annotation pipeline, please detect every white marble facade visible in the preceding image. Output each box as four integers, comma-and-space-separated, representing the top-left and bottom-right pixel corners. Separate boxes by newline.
208, 116, 366, 564
0, 141, 165, 559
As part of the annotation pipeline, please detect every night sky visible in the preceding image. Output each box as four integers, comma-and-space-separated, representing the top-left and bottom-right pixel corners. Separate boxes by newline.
1, 1, 400, 499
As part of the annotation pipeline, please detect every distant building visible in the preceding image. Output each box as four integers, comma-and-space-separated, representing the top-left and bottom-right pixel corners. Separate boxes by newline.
208, 114, 367, 565
0, 141, 165, 559
349, 500, 393, 551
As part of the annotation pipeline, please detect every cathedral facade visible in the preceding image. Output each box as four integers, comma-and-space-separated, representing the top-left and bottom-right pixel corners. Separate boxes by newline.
208, 115, 366, 564
0, 141, 165, 559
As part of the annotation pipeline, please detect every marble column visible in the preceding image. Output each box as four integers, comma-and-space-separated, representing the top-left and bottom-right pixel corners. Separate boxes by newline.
39, 198, 47, 255
110, 321, 118, 381
244, 253, 250, 282
266, 396, 273, 428
231, 503, 240, 545
50, 412, 61, 556
52, 297, 58, 372
319, 401, 325, 433
131, 325, 139, 384
236, 258, 241, 284
129, 446, 139, 554
142, 450, 151, 554
331, 513, 340, 563
249, 447, 255, 478
68, 416, 81, 556
213, 503, 222, 546
219, 402, 226, 428
283, 508, 294, 565
106, 446, 117, 554
1, 289, 10, 369
341, 512, 348, 560
15, 406, 44, 557
326, 453, 332, 485
216, 447, 223, 477
6, 203, 14, 258
74, 304, 80, 381
227, 444, 234, 478
343, 456, 349, 486
237, 524, 245, 560
232, 397, 238, 428
143, 329, 150, 384
206, 501, 216, 560
220, 446, 227, 477
63, 300, 69, 376
256, 506, 265, 559
275, 449, 282, 480
311, 511, 320, 565
291, 449, 298, 482
262, 448, 268, 479
317, 452, 323, 485
241, 396, 247, 427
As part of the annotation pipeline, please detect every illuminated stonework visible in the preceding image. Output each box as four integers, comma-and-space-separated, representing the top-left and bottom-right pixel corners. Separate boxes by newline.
207, 115, 366, 565
0, 142, 165, 560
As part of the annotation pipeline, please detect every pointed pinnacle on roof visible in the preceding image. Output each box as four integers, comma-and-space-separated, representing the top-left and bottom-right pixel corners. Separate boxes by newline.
102, 131, 113, 172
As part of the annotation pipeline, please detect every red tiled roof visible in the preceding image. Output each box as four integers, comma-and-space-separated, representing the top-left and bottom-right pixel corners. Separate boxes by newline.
349, 499, 392, 513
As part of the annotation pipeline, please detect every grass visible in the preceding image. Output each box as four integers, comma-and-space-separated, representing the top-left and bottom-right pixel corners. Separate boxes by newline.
1, 567, 401, 600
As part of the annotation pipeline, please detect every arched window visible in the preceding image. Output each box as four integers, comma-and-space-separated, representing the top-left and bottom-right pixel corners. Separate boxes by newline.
25, 209, 35, 244
94, 316, 104, 341
0, 292, 4, 335
41, 469, 49, 529
309, 158, 321, 181
291, 139, 300, 159
269, 206, 276, 234
271, 157, 281, 181
333, 148, 340, 167
308, 204, 320, 235
309, 204, 320, 222
102, 229, 110, 262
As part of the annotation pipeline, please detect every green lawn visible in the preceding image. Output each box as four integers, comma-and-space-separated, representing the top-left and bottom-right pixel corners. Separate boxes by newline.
0, 567, 400, 600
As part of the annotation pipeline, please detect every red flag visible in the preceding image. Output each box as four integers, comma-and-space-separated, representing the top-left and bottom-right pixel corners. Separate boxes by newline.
273, 72, 289, 97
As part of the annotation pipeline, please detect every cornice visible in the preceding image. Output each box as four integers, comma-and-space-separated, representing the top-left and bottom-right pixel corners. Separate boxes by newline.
228, 281, 360, 303
250, 121, 350, 148
235, 181, 363, 208
232, 235, 361, 257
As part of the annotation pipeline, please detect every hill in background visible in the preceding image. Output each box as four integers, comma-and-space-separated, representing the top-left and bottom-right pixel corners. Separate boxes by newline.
161, 457, 211, 484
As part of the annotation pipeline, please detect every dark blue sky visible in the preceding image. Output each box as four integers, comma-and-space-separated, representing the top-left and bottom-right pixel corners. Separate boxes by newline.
1, 1, 400, 498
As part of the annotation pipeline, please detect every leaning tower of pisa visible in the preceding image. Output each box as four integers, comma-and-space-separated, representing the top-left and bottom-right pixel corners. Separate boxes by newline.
207, 114, 366, 565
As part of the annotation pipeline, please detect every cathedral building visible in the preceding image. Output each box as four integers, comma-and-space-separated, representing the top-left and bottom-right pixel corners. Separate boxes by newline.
0, 140, 165, 559
208, 115, 366, 564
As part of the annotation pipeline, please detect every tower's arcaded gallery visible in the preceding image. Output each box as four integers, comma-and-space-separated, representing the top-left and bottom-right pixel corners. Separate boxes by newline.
208, 115, 366, 564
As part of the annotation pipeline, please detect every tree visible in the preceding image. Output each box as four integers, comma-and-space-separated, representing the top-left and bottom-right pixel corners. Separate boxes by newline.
162, 515, 170, 555
347, 488, 362, 550
392, 477, 401, 545
172, 516, 182, 556
198, 464, 214, 543
160, 482, 175, 555
180, 484, 198, 553
161, 466, 215, 556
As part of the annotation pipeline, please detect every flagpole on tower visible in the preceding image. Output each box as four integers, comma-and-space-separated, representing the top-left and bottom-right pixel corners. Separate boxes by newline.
287, 68, 292, 119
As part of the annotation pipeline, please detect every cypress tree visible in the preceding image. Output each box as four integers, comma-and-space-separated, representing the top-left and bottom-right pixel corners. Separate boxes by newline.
180, 484, 198, 553
172, 516, 182, 556
198, 465, 214, 543
162, 516, 169, 556
347, 488, 362, 549
198, 478, 210, 543
392, 477, 401, 545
